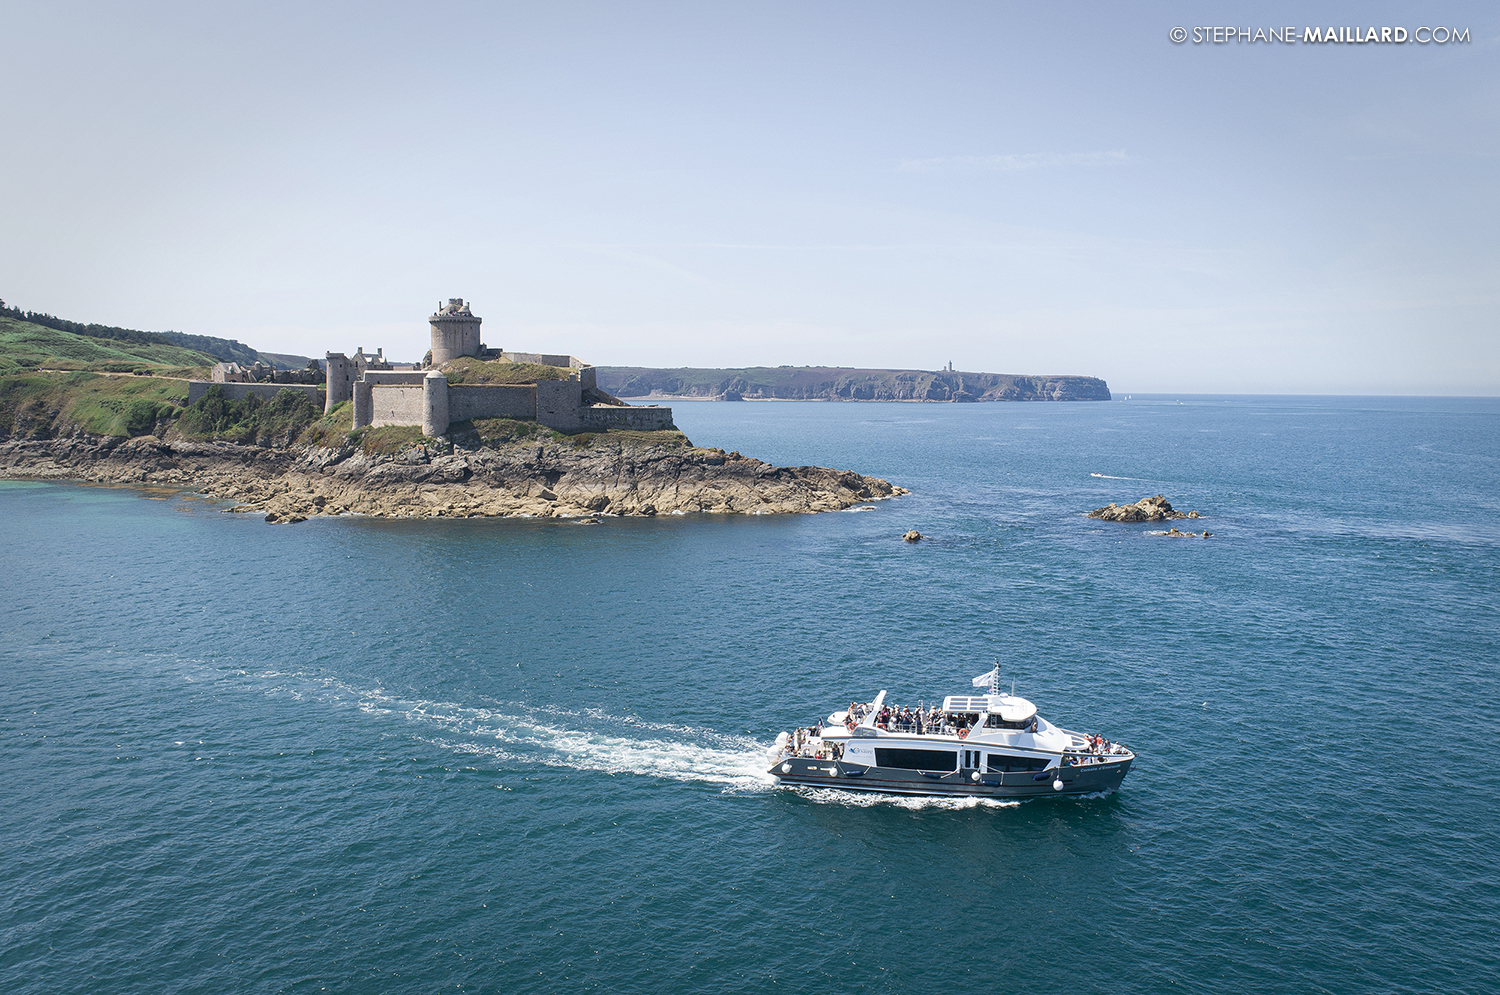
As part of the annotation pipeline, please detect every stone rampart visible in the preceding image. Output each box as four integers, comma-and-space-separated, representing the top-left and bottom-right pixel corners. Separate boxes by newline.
448, 385, 538, 422
188, 382, 325, 407
580, 405, 674, 432
535, 379, 584, 432
502, 351, 586, 370
369, 384, 425, 428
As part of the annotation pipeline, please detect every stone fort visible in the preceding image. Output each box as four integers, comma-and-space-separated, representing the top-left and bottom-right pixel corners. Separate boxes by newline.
190, 300, 672, 438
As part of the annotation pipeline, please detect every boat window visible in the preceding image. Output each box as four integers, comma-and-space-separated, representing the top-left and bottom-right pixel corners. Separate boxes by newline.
875, 748, 958, 771
984, 713, 1038, 730
986, 754, 1050, 772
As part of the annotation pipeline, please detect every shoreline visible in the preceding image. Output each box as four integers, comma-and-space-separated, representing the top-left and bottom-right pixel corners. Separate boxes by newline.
0, 434, 907, 522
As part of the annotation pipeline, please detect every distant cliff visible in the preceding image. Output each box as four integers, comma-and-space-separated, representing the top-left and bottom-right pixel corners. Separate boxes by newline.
595, 366, 1111, 402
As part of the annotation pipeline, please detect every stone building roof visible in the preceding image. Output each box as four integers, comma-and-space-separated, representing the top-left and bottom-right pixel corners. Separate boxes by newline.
433, 299, 475, 318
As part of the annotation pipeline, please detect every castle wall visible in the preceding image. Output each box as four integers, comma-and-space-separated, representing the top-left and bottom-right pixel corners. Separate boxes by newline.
500, 351, 577, 368
535, 379, 583, 432
448, 385, 537, 422
369, 384, 426, 428
580, 405, 674, 432
188, 381, 325, 408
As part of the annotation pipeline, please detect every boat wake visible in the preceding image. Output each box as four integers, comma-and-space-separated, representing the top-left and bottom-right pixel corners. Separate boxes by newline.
1090, 472, 1148, 480
790, 786, 1021, 811
231, 667, 776, 792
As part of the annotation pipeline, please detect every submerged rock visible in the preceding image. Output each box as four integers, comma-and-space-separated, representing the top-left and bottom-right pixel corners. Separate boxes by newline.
1159, 527, 1212, 538
903, 530, 923, 542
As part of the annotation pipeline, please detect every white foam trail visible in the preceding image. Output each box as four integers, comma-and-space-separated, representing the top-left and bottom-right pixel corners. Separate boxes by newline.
1090, 472, 1149, 480
842, 505, 879, 513
790, 786, 1021, 810
234, 667, 775, 791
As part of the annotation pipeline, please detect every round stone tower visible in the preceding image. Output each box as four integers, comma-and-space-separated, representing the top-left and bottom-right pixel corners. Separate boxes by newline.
324, 352, 353, 414
422, 370, 450, 438
428, 298, 482, 366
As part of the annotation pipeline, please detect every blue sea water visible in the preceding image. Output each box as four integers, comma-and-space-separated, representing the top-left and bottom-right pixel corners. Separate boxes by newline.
2, 395, 1498, 995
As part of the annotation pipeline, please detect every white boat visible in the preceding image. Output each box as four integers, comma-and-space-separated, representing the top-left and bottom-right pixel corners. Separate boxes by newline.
767, 668, 1133, 798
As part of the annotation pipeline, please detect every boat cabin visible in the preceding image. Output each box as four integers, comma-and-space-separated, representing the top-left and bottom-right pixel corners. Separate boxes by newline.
941, 694, 1039, 731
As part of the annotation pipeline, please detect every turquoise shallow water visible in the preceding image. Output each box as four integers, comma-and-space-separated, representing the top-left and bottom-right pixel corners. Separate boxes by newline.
3, 396, 1499, 994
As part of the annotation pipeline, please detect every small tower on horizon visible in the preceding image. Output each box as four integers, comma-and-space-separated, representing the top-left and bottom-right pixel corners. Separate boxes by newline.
428, 298, 484, 367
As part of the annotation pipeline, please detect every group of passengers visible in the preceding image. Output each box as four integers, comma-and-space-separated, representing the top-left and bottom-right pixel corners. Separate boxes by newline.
843, 703, 1042, 737
844, 702, 970, 736
779, 725, 844, 761
1063, 734, 1128, 765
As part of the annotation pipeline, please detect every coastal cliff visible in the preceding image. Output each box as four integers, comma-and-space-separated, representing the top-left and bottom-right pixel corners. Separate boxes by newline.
596, 366, 1111, 402
0, 434, 905, 520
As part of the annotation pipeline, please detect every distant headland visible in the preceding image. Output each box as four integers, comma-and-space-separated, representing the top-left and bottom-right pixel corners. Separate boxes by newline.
0, 298, 905, 519
596, 365, 1111, 402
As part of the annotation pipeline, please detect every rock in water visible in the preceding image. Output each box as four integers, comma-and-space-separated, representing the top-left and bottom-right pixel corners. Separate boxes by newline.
903, 530, 923, 542
1088, 494, 1201, 522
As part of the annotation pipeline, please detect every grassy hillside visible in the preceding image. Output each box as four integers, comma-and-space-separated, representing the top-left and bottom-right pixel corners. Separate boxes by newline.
0, 315, 215, 373
0, 300, 315, 370
0, 371, 190, 438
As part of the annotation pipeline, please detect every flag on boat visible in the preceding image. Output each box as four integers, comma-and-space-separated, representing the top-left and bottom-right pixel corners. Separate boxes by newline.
972, 666, 998, 689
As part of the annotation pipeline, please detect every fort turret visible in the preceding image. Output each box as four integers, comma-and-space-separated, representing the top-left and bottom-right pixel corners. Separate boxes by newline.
325, 353, 353, 414
428, 298, 483, 366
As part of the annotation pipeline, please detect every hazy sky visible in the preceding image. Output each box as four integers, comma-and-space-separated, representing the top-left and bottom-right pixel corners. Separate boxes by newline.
2, 2, 1495, 393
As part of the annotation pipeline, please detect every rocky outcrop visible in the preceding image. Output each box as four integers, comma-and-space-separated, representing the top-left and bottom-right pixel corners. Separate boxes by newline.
0, 434, 906, 520
1158, 527, 1213, 538
1088, 494, 1202, 522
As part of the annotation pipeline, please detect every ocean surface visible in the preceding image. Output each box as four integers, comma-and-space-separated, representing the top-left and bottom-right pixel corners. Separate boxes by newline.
3, 395, 1498, 995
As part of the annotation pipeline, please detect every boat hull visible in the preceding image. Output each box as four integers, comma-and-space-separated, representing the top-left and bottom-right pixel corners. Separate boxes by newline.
770, 756, 1131, 798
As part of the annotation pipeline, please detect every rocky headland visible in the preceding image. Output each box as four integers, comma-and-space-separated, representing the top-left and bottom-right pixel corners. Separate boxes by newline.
1088, 494, 1202, 522
597, 366, 1111, 402
0, 434, 906, 521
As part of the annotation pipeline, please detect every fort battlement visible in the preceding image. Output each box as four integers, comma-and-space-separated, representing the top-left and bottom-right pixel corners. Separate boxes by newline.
345, 299, 670, 436
186, 298, 673, 437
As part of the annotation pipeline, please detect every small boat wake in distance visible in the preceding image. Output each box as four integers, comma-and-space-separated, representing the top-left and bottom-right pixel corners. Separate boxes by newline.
768, 667, 1133, 800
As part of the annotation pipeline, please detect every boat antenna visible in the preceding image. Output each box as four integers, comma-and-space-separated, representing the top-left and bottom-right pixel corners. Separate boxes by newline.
990, 661, 1001, 696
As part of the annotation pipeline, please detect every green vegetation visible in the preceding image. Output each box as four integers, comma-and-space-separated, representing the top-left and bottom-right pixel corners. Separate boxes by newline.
176, 385, 323, 445
456, 416, 547, 445
0, 299, 315, 369
0, 371, 189, 438
441, 357, 570, 385
590, 428, 693, 448
296, 400, 354, 448
352, 425, 429, 455
0, 315, 216, 373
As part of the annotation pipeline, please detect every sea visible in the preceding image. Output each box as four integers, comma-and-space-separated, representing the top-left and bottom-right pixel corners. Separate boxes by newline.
3, 395, 1498, 995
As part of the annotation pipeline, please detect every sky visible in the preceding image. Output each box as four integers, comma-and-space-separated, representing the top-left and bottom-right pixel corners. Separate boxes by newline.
1, 2, 1495, 394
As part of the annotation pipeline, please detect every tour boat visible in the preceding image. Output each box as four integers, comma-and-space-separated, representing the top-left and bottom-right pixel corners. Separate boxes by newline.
767, 668, 1133, 798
